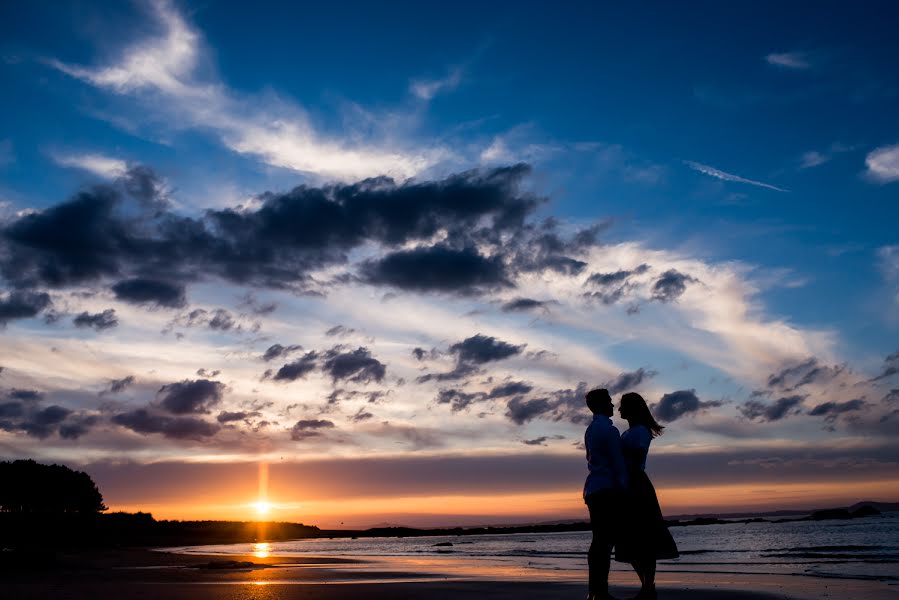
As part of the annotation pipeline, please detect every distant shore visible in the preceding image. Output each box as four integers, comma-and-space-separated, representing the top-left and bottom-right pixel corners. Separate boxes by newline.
2, 547, 897, 600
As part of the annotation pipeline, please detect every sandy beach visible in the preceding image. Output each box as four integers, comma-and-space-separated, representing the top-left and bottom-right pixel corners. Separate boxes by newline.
1, 548, 895, 600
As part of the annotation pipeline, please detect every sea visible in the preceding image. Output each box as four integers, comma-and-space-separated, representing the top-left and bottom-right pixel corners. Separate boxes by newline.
167, 511, 899, 583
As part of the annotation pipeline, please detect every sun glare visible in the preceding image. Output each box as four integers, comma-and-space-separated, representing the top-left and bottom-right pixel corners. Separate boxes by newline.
253, 500, 271, 515
253, 542, 271, 559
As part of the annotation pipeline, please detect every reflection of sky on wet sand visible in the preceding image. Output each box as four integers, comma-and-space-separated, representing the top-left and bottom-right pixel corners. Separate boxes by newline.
141, 554, 899, 599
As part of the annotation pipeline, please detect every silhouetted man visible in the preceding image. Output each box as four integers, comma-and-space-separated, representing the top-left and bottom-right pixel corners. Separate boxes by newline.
583, 388, 628, 600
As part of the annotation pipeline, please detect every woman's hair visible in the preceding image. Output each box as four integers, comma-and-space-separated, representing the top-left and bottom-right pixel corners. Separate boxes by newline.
620, 392, 665, 438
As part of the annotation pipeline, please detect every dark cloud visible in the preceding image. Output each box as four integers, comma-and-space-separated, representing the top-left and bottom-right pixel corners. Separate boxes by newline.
435, 389, 485, 412
209, 310, 235, 331
0, 402, 24, 418
602, 367, 656, 395
739, 395, 805, 421
414, 363, 479, 384
325, 325, 355, 337
102, 375, 135, 395
411, 347, 441, 362
2, 164, 541, 294
418, 334, 525, 383
506, 396, 554, 425
0, 290, 51, 324
19, 405, 72, 438
73, 308, 118, 331
290, 418, 335, 440
871, 350, 899, 381
262, 343, 303, 362
450, 334, 525, 365
120, 164, 170, 211
503, 383, 591, 426
156, 379, 225, 415
521, 435, 564, 446
6, 389, 43, 402
584, 264, 650, 305
112, 409, 219, 439
1, 185, 129, 287
112, 278, 186, 308
351, 408, 374, 422
500, 297, 553, 313
543, 381, 591, 424
766, 358, 846, 390
217, 410, 259, 423
1, 164, 615, 302
522, 436, 551, 446
196, 368, 220, 378
323, 388, 387, 411
321, 346, 386, 384
238, 293, 278, 315
0, 390, 98, 439
508, 219, 606, 276
883, 389, 899, 404
650, 269, 696, 303
809, 399, 866, 423
363, 245, 509, 294
58, 415, 99, 440
183, 308, 237, 331
272, 351, 319, 382
653, 389, 723, 422
486, 381, 533, 398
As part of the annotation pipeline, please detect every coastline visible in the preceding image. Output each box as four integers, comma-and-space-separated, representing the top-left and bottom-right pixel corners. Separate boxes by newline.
1, 548, 895, 600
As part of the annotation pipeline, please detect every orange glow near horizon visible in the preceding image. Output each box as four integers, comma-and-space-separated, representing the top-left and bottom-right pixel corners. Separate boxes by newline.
254, 460, 271, 520
105, 477, 899, 527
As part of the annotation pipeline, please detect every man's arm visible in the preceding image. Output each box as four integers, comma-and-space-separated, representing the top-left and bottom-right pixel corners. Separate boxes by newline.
607, 427, 629, 490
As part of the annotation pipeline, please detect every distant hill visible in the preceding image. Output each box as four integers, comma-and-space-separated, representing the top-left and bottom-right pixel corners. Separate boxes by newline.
665, 500, 899, 521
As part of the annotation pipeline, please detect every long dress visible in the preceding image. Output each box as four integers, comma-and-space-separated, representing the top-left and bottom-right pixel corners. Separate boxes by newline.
614, 424, 679, 563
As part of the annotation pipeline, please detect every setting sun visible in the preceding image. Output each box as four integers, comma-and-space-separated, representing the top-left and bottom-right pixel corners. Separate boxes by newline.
253, 501, 271, 516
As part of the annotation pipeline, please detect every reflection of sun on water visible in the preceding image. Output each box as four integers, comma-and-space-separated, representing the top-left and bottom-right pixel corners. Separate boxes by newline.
253, 542, 271, 558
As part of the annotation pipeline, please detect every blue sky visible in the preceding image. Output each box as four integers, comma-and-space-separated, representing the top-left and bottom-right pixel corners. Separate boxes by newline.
0, 0, 897, 525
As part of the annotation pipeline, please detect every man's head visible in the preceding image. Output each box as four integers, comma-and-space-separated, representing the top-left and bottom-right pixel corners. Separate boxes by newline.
585, 388, 613, 416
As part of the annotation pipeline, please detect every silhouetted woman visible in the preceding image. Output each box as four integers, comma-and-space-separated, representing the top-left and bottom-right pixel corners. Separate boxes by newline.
614, 392, 678, 600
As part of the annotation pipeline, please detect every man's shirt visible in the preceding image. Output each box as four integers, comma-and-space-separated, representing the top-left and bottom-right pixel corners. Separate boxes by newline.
583, 414, 628, 499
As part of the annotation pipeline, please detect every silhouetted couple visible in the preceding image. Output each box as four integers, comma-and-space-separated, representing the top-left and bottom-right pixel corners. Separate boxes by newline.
583, 389, 679, 600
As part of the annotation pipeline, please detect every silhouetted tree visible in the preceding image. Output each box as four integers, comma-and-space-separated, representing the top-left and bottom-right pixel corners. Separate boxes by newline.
0, 459, 107, 513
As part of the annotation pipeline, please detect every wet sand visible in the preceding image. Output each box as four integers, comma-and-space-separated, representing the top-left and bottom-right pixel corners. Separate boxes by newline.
1, 548, 895, 599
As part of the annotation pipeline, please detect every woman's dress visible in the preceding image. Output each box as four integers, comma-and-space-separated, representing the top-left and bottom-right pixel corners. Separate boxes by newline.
614, 425, 679, 563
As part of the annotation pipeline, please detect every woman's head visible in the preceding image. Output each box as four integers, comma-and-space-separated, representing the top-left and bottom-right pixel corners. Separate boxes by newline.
619, 392, 665, 437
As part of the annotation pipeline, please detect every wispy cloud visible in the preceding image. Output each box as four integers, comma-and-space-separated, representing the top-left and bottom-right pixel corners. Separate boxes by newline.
0, 139, 14, 167
879, 245, 899, 305
684, 161, 789, 192
410, 67, 463, 101
50, 152, 128, 179
48, 0, 442, 182
765, 51, 811, 70
864, 143, 899, 183
799, 143, 853, 169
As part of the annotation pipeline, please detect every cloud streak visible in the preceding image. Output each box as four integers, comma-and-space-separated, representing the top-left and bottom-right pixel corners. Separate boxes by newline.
50, 152, 128, 179
765, 52, 811, 69
48, 0, 443, 181
684, 161, 789, 192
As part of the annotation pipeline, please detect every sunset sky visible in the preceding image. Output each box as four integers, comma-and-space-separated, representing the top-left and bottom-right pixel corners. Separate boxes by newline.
1, 0, 898, 528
